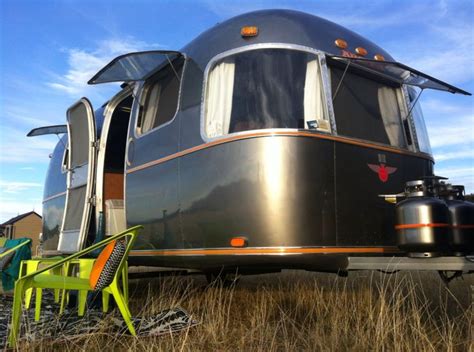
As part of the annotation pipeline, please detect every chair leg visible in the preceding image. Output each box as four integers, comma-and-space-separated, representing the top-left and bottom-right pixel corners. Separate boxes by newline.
8, 280, 26, 347
23, 261, 40, 309
34, 286, 42, 321
110, 284, 136, 336
102, 291, 110, 313
77, 260, 94, 316
52, 266, 62, 303
122, 264, 129, 304
59, 262, 72, 315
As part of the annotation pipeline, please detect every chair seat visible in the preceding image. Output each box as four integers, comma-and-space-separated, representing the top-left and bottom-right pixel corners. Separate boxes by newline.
33, 274, 91, 291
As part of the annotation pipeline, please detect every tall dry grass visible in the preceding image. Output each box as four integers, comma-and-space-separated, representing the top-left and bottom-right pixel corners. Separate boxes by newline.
13, 270, 474, 351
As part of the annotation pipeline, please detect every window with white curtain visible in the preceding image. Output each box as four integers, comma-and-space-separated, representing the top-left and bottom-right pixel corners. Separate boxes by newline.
137, 57, 184, 135
204, 49, 328, 138
330, 64, 408, 148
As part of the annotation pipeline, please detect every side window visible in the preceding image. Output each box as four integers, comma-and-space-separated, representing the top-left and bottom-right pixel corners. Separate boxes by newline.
204, 49, 329, 139
329, 64, 407, 149
61, 147, 69, 173
407, 87, 432, 155
137, 57, 185, 135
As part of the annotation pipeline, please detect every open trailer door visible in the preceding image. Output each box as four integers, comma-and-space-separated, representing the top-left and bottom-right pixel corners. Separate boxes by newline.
58, 98, 97, 253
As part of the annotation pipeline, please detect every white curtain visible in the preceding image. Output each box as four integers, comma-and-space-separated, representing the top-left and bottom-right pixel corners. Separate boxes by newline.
378, 87, 405, 146
141, 84, 161, 133
304, 59, 325, 129
206, 59, 235, 138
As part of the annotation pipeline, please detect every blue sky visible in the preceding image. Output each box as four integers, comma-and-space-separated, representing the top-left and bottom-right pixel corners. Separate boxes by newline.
0, 0, 472, 222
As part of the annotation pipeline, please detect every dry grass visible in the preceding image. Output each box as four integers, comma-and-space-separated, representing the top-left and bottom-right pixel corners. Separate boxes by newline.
14, 270, 474, 351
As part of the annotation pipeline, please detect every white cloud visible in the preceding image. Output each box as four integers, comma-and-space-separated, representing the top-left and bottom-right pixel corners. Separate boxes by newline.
0, 200, 42, 223
434, 149, 473, 162
2, 105, 54, 128
0, 180, 42, 194
47, 37, 160, 97
428, 121, 474, 148
421, 99, 473, 151
0, 126, 58, 163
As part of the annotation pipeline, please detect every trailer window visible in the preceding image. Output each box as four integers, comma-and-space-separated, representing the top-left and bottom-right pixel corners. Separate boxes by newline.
204, 49, 329, 138
137, 57, 184, 134
407, 87, 432, 154
330, 65, 407, 148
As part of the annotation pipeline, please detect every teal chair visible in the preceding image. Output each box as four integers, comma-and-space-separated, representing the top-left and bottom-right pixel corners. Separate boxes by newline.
0, 238, 32, 293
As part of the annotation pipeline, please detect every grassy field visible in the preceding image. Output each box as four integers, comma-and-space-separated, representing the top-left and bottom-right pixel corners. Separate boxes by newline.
15, 270, 474, 351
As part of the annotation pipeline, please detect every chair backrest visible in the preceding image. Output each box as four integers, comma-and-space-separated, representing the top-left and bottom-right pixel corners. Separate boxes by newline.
89, 238, 127, 290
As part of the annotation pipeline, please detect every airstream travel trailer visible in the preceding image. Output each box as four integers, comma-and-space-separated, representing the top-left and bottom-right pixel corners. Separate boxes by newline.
30, 10, 474, 279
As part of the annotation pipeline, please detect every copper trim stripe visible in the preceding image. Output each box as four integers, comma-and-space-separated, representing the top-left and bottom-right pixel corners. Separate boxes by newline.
395, 223, 449, 230
451, 224, 474, 229
127, 131, 432, 174
42, 191, 67, 203
130, 246, 400, 256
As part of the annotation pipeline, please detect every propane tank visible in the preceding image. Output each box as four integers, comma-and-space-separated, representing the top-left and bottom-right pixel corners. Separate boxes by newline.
396, 180, 449, 258
442, 185, 474, 255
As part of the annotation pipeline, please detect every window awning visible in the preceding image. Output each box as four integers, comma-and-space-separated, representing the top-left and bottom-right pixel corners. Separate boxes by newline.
88, 50, 184, 85
27, 125, 67, 137
327, 55, 471, 96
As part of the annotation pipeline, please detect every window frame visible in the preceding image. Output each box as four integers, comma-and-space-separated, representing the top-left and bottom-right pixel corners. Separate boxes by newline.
200, 43, 336, 142
61, 146, 69, 174
133, 55, 187, 139
403, 85, 433, 155
327, 59, 419, 152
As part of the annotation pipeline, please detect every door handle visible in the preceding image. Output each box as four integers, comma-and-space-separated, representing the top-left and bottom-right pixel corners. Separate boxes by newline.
126, 138, 135, 166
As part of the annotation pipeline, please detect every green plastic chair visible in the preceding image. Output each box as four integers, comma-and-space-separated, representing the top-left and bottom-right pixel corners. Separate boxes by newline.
8, 225, 143, 347
21, 257, 129, 320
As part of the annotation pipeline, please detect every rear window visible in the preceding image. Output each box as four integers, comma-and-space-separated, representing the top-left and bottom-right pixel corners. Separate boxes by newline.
330, 65, 408, 148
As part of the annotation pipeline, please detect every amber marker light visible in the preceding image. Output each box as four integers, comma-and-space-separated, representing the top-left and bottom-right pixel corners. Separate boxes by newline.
241, 26, 258, 37
230, 237, 248, 248
355, 47, 368, 56
374, 54, 385, 61
334, 38, 348, 49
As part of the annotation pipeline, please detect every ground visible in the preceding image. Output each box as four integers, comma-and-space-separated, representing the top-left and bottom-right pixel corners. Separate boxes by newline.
1, 270, 473, 351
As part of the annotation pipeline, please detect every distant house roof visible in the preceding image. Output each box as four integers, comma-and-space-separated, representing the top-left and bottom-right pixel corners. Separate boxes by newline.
1, 211, 42, 226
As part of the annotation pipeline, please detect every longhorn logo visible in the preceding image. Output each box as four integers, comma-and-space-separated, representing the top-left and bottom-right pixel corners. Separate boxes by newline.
367, 163, 397, 183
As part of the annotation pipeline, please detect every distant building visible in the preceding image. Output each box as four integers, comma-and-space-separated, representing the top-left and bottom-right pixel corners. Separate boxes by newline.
1, 211, 42, 255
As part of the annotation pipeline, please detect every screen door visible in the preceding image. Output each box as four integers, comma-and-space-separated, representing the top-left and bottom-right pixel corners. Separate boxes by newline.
58, 98, 97, 253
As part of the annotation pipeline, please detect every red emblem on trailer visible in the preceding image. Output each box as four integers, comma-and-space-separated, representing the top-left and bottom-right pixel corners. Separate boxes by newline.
367, 163, 397, 182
